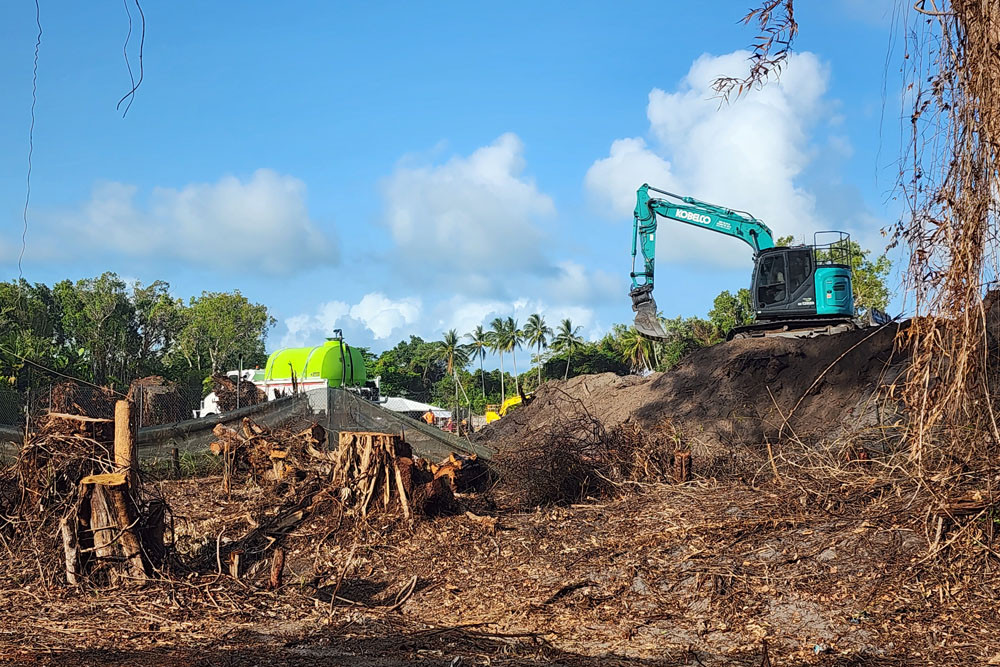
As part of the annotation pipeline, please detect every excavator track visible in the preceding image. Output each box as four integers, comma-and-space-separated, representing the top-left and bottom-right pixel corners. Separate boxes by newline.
726, 318, 858, 341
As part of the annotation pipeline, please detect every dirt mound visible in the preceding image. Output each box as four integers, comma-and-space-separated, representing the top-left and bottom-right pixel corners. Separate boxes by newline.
480, 324, 907, 456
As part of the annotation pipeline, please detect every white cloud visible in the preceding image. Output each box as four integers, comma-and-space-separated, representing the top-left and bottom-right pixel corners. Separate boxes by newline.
17, 169, 337, 275
585, 138, 674, 217
280, 292, 421, 347
586, 51, 836, 268
380, 133, 555, 282
349, 293, 421, 340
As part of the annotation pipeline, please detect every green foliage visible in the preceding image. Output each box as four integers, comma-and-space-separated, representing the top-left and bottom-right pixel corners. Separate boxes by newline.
370, 336, 445, 403
707, 288, 754, 337
179, 291, 274, 374
0, 273, 274, 396
842, 242, 892, 314
551, 318, 585, 380
547, 341, 629, 378
523, 313, 552, 385
653, 317, 715, 370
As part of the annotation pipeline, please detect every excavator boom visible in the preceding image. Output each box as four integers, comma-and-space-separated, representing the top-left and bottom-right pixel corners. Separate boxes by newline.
630, 184, 774, 339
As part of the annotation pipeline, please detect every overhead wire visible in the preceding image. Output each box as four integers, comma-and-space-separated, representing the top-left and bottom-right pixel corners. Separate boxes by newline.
116, 0, 145, 117
0, 343, 128, 398
18, 0, 41, 289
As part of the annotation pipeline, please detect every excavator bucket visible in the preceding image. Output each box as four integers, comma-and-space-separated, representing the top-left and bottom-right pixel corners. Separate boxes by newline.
631, 290, 671, 340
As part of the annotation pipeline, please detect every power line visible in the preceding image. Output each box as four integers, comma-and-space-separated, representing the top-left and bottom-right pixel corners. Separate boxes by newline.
0, 342, 128, 398
116, 0, 145, 117
19, 0, 41, 286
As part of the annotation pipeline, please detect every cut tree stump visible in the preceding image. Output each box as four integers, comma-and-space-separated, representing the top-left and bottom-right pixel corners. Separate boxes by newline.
673, 450, 692, 484
81, 472, 148, 582
335, 432, 411, 518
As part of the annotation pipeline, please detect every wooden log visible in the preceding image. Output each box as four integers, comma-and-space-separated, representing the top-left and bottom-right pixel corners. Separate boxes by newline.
45, 412, 113, 423
114, 400, 138, 491
59, 516, 79, 585
268, 548, 285, 590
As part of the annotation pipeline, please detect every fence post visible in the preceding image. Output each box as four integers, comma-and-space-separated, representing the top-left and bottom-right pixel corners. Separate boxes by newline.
114, 400, 138, 491
24, 387, 31, 443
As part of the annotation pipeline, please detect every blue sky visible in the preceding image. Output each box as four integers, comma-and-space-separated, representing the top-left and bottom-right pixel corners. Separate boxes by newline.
0, 0, 904, 356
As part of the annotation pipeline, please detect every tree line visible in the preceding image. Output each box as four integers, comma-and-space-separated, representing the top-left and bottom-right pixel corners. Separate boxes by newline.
0, 273, 273, 397
1, 238, 889, 411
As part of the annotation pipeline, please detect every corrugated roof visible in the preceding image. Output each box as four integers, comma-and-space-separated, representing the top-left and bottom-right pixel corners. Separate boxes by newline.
381, 396, 451, 417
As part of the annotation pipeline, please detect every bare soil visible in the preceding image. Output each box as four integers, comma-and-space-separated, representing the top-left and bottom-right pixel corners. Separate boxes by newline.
2, 469, 997, 666
479, 324, 906, 458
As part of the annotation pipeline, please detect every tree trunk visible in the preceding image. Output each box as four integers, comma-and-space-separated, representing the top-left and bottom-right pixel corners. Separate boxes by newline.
536, 343, 542, 385
564, 353, 571, 381
479, 354, 486, 398
83, 473, 148, 583
512, 348, 519, 395
114, 400, 137, 491
499, 352, 505, 400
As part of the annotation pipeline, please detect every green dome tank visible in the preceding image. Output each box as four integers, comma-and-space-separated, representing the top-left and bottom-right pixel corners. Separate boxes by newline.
264, 338, 367, 388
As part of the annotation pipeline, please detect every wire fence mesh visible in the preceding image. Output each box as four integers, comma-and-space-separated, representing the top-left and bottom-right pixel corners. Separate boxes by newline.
2, 380, 490, 464
0, 381, 204, 430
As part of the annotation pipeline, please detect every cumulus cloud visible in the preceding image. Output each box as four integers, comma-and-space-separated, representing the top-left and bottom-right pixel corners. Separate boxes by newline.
349, 293, 421, 340
586, 51, 836, 268
18, 169, 337, 275
380, 133, 555, 283
280, 292, 422, 347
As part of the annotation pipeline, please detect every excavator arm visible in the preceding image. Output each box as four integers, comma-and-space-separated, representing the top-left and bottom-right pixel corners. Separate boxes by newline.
630, 184, 775, 339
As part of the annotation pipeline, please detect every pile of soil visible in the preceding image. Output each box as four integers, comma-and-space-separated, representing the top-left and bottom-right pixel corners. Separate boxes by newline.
479, 324, 907, 457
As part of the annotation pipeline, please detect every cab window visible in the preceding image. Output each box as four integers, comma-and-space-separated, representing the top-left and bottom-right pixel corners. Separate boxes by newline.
757, 254, 786, 306
787, 249, 812, 294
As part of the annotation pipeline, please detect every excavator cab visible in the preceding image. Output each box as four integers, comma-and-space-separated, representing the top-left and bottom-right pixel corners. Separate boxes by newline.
751, 233, 854, 322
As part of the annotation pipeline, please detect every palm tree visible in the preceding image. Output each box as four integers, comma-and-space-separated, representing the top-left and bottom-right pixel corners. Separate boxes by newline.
503, 317, 524, 396
552, 318, 584, 380
436, 329, 470, 414
465, 325, 490, 399
436, 329, 469, 377
523, 313, 553, 385
618, 326, 654, 372
489, 317, 506, 400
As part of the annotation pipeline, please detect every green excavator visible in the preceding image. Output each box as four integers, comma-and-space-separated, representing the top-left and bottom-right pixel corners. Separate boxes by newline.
629, 184, 886, 340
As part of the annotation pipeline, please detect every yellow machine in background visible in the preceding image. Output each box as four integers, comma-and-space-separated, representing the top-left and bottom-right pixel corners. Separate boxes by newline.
485, 394, 530, 423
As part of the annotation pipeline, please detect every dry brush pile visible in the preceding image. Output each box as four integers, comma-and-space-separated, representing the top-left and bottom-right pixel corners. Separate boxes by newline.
488, 388, 689, 510
0, 408, 168, 587
199, 417, 487, 586
210, 373, 267, 412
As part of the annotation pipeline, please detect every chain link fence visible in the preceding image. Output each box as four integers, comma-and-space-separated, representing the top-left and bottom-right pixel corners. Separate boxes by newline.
0, 383, 206, 428
2, 381, 492, 464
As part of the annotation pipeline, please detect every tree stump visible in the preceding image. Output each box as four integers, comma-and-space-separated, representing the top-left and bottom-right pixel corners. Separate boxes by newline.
673, 450, 692, 483
334, 432, 413, 518
81, 473, 148, 582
